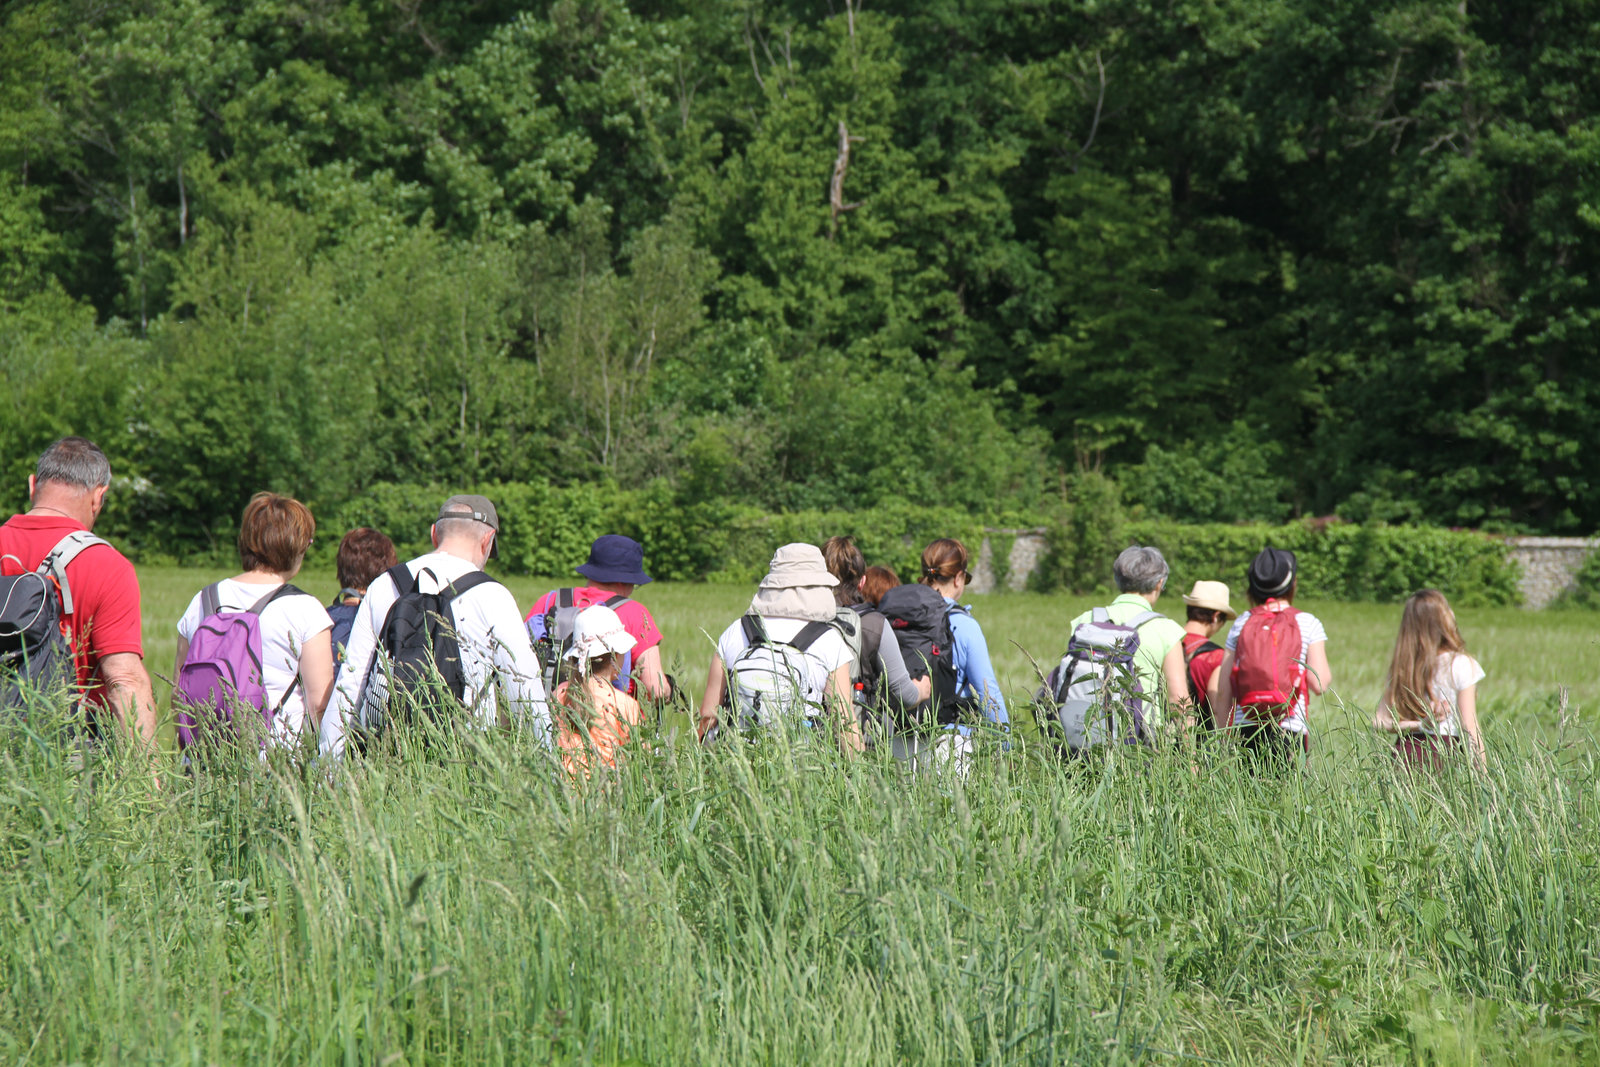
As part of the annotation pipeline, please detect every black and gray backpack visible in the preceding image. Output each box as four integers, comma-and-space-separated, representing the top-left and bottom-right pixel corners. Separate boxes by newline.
0, 532, 107, 712
1034, 608, 1161, 754
876, 583, 980, 730
356, 564, 497, 743
531, 588, 633, 693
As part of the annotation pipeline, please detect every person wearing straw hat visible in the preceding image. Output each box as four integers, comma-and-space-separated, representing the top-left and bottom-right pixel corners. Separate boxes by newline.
1179, 580, 1237, 730
554, 603, 645, 780
697, 543, 862, 755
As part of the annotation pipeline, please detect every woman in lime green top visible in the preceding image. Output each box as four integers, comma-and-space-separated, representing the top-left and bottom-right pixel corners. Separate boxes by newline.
1065, 545, 1192, 733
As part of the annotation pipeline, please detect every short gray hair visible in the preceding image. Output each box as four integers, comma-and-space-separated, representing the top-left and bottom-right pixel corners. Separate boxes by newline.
1113, 545, 1169, 594
36, 437, 111, 491
434, 504, 491, 542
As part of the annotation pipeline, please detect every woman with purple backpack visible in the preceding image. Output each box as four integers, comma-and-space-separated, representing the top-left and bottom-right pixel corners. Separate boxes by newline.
173, 493, 334, 753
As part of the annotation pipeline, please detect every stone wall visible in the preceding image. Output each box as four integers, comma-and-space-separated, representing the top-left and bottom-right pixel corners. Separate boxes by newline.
1505, 537, 1599, 608
970, 528, 1050, 593
973, 530, 1598, 608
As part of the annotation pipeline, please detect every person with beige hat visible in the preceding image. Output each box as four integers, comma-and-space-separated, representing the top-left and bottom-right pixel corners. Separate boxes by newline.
1179, 580, 1237, 730
697, 543, 862, 754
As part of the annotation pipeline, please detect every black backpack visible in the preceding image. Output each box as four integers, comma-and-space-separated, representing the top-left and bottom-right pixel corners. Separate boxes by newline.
0, 531, 107, 713
875, 584, 980, 728
356, 564, 498, 742
532, 588, 632, 693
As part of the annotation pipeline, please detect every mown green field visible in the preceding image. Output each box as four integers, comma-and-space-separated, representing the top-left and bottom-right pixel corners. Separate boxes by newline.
1, 566, 1594, 1063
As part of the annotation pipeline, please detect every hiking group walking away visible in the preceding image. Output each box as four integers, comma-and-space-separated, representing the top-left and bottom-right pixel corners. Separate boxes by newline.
0, 436, 1492, 778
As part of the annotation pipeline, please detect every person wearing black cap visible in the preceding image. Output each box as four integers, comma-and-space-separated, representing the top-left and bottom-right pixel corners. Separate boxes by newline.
1209, 547, 1334, 766
321, 494, 548, 758
525, 535, 671, 702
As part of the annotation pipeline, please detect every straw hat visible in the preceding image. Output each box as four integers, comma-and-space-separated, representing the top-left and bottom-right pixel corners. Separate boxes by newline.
1181, 580, 1237, 617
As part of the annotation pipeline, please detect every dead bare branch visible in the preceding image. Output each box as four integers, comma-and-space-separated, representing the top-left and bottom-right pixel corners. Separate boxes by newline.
829, 120, 865, 239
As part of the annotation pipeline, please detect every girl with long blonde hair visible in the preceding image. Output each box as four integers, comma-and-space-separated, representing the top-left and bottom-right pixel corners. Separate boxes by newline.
1373, 589, 1485, 769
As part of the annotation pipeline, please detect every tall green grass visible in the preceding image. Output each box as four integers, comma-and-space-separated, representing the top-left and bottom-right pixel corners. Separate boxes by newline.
7, 566, 1582, 1062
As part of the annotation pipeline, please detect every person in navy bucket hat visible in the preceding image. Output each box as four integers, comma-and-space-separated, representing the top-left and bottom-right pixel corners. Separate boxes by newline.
525, 535, 671, 702
576, 534, 653, 586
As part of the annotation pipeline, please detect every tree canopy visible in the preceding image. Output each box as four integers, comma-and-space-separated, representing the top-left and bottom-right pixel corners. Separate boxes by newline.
3, 0, 1596, 552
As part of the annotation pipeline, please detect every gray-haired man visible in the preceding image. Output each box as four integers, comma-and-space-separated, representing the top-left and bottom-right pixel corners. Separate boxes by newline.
1065, 545, 1192, 732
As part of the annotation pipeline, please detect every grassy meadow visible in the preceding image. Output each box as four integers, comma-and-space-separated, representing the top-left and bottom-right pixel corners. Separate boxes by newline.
0, 565, 1594, 1063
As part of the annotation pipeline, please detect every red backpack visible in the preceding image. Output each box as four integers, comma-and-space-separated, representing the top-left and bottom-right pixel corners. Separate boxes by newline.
1230, 600, 1305, 722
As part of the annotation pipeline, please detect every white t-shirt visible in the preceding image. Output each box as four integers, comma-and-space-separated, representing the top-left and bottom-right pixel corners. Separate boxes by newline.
717, 615, 850, 724
177, 580, 333, 747
323, 551, 549, 758
1224, 607, 1328, 733
1422, 651, 1485, 737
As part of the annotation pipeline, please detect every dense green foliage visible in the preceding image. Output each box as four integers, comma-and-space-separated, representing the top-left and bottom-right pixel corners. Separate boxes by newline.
2, 685, 1597, 1062
4, 0, 1598, 546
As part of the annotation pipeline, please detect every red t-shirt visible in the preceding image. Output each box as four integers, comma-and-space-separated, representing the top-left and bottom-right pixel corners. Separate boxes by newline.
0, 513, 144, 708
1183, 632, 1226, 705
525, 585, 662, 655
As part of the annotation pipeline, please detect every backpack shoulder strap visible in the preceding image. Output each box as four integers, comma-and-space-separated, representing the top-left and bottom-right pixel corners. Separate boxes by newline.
38, 531, 110, 615
1128, 610, 1165, 630
438, 570, 497, 607
558, 587, 575, 610
739, 614, 767, 649
1089, 607, 1110, 624
946, 602, 972, 619
602, 594, 631, 610
789, 620, 833, 654
386, 564, 418, 599
200, 581, 223, 619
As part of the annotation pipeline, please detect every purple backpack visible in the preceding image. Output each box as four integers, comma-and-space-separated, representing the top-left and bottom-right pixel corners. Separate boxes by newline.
175, 582, 307, 749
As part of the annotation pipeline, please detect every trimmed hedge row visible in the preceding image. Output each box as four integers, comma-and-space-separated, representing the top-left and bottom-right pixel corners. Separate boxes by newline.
311, 481, 1523, 605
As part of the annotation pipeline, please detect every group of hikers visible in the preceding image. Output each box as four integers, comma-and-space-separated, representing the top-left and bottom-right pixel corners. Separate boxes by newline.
0, 437, 1488, 778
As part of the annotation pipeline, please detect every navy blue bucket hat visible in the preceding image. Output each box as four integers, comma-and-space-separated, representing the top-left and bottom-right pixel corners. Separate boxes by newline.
576, 534, 653, 586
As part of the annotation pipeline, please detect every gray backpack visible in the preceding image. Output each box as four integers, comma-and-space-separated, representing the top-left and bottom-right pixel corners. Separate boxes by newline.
1035, 608, 1162, 753
0, 532, 107, 713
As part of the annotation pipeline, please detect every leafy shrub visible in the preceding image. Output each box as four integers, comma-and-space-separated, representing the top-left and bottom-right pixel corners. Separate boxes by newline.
1034, 470, 1126, 594
1549, 548, 1600, 610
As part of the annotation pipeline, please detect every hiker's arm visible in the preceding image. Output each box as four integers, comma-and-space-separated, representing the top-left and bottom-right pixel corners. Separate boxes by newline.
1456, 684, 1486, 769
1305, 640, 1332, 694
298, 628, 335, 733
828, 664, 863, 755
174, 636, 190, 680
633, 645, 671, 702
954, 617, 1008, 727
875, 628, 926, 707
1209, 650, 1235, 731
1161, 641, 1194, 732
698, 654, 726, 740
100, 652, 157, 750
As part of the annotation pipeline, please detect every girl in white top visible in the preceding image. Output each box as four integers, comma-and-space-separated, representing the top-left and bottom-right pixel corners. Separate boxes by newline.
175, 493, 335, 749
1373, 589, 1486, 769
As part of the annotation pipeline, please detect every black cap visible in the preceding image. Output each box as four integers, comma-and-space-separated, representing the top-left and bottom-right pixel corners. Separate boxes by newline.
1248, 546, 1297, 600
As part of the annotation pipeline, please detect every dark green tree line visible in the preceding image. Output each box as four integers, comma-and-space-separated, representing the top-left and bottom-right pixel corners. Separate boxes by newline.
2, 0, 1596, 553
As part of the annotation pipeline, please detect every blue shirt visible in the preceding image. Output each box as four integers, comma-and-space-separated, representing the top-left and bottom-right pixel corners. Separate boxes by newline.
945, 597, 1009, 728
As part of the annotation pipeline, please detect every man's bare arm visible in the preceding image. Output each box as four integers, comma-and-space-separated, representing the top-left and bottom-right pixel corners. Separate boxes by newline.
99, 652, 157, 749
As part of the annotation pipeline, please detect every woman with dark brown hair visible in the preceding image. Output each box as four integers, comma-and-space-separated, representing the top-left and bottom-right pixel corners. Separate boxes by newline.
820, 537, 928, 731
1372, 589, 1486, 770
917, 538, 1008, 728
174, 492, 335, 749
328, 528, 398, 659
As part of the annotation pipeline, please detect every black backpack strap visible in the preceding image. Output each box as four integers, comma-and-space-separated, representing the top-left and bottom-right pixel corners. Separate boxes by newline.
200, 582, 223, 619
437, 570, 497, 608
602, 594, 631, 610
739, 614, 766, 647
788, 621, 833, 654
559, 587, 575, 610
1184, 639, 1222, 665
386, 564, 417, 599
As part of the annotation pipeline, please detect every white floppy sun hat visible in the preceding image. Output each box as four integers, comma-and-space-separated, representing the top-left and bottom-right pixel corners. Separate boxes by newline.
564, 604, 637, 667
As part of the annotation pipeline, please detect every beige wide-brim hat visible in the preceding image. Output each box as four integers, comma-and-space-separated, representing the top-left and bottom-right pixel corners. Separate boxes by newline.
757, 543, 839, 590
1181, 580, 1237, 617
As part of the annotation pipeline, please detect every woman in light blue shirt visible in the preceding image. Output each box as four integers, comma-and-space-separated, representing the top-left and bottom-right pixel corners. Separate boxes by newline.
918, 537, 1009, 730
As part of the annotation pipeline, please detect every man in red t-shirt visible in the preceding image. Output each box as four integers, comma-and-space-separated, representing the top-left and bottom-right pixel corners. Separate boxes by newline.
1179, 580, 1236, 731
0, 437, 155, 746
525, 534, 671, 701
